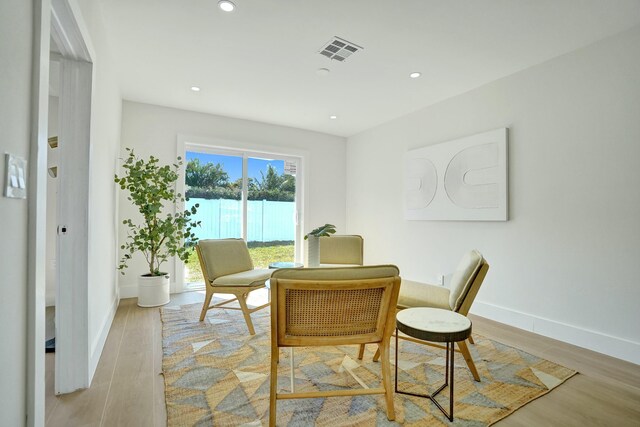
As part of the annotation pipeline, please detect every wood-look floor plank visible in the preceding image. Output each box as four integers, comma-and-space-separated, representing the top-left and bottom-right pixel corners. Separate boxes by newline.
45, 353, 58, 424
153, 373, 168, 427
152, 303, 167, 426
46, 383, 110, 427
110, 348, 155, 383
101, 376, 155, 427
91, 310, 129, 386
496, 374, 640, 426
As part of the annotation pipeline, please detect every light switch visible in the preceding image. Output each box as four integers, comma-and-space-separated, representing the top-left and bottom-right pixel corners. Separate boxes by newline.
18, 165, 26, 188
4, 153, 27, 199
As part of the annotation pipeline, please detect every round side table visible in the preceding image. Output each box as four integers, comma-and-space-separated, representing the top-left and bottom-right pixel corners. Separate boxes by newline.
268, 262, 304, 269
395, 307, 472, 422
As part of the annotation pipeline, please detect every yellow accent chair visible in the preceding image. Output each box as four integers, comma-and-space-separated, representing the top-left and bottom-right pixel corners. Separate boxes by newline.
319, 234, 364, 266
373, 249, 489, 381
195, 238, 272, 335
268, 265, 401, 426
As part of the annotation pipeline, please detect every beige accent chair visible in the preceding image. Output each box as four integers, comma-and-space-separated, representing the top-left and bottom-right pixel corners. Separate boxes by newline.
319, 234, 364, 266
373, 249, 489, 382
269, 265, 401, 426
195, 238, 272, 335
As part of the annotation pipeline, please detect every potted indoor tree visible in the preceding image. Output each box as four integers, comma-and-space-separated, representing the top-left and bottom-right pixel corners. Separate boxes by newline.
304, 223, 336, 267
115, 148, 200, 307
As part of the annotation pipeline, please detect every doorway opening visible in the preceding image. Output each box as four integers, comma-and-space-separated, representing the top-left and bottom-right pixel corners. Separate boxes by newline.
44, 55, 60, 366
45, 0, 94, 397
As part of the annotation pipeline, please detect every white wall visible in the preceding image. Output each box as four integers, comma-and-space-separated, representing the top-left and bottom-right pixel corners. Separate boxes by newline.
346, 26, 640, 364
118, 101, 346, 295
0, 0, 32, 423
74, 0, 123, 379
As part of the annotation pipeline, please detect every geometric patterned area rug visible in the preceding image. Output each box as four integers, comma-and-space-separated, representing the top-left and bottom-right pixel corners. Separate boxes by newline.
161, 303, 577, 426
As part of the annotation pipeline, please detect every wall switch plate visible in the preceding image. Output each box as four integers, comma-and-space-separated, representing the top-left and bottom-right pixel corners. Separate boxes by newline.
4, 153, 27, 199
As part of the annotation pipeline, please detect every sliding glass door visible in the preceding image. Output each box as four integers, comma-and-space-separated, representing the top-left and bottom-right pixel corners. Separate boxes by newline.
246, 156, 297, 268
180, 145, 300, 290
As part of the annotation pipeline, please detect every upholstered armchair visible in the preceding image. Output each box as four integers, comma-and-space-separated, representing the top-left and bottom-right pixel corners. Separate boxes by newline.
195, 238, 272, 335
374, 250, 489, 381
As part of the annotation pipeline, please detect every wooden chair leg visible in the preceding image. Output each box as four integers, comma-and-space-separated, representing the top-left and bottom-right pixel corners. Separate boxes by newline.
289, 348, 296, 392
358, 344, 366, 360
269, 346, 278, 427
373, 345, 381, 362
457, 339, 480, 382
237, 292, 256, 335
379, 342, 395, 420
468, 335, 475, 345
199, 286, 214, 321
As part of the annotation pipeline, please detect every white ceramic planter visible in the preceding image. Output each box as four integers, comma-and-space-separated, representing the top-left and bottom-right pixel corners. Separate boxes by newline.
307, 236, 320, 267
137, 274, 170, 307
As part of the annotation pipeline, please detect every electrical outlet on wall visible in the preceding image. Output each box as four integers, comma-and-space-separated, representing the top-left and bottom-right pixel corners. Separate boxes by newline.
438, 274, 445, 286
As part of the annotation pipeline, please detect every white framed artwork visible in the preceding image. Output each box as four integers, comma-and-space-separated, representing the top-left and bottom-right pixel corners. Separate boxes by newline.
404, 128, 508, 221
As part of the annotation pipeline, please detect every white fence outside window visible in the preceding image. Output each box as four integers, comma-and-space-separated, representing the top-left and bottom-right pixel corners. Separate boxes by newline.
187, 198, 295, 242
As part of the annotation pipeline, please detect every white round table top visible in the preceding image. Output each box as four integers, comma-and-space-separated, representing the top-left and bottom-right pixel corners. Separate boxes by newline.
396, 307, 471, 343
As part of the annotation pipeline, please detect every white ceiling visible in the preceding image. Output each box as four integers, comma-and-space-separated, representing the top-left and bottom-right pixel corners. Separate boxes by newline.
100, 0, 640, 137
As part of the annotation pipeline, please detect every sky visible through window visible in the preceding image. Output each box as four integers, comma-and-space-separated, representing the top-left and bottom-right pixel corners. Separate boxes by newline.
186, 151, 285, 181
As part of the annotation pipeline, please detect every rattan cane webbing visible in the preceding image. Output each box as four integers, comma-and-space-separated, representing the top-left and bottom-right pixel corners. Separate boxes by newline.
285, 287, 384, 337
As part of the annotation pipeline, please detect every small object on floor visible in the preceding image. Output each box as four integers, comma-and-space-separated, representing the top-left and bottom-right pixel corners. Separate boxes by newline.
45, 337, 55, 353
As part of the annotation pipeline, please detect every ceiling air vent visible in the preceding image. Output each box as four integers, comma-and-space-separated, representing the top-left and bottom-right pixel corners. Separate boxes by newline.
318, 36, 363, 62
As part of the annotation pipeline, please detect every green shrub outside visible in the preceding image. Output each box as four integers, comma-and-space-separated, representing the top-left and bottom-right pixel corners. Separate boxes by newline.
186, 187, 295, 202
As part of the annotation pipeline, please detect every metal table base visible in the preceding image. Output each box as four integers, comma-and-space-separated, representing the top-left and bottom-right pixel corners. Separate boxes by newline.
394, 329, 456, 421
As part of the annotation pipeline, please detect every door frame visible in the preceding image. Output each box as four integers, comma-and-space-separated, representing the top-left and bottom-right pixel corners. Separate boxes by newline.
27, 1, 52, 424
175, 134, 308, 293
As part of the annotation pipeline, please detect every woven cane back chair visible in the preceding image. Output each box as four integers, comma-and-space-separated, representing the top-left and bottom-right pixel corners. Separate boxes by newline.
268, 266, 401, 426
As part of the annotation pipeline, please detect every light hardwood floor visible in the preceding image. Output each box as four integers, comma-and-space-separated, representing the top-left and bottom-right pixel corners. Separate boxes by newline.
45, 291, 640, 426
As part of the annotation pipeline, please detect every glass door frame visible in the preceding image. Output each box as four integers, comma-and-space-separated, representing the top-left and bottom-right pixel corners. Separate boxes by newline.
175, 135, 306, 293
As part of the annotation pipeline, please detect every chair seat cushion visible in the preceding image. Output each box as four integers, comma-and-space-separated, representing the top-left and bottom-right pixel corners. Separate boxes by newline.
397, 279, 451, 310
212, 269, 272, 287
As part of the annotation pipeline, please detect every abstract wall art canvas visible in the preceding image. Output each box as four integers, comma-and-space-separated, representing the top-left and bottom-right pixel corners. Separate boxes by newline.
404, 128, 508, 221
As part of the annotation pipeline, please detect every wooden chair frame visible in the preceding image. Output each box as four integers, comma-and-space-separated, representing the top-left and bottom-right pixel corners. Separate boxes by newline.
196, 244, 269, 335
373, 263, 490, 382
269, 273, 401, 426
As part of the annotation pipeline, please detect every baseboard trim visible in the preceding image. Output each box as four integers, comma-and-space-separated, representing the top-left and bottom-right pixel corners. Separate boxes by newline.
471, 301, 640, 365
88, 295, 119, 383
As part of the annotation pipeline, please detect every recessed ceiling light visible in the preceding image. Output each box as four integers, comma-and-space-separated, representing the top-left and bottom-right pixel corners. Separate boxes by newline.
409, 72, 421, 79
190, 86, 201, 92
218, 0, 235, 12
330, 115, 337, 120
316, 68, 330, 76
